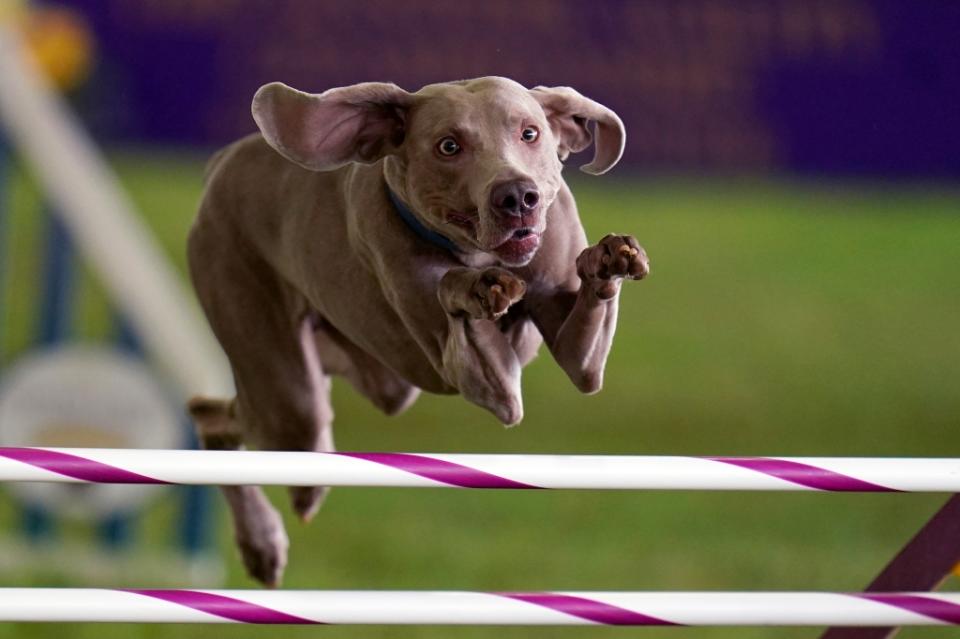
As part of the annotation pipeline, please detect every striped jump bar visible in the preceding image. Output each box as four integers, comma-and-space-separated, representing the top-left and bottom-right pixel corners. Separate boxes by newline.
1, 447, 959, 491
1, 589, 959, 625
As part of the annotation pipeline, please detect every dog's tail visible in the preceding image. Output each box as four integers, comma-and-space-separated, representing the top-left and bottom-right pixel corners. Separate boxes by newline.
187, 395, 242, 450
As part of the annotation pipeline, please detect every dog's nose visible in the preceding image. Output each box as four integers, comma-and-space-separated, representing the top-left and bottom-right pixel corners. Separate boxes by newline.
490, 180, 540, 217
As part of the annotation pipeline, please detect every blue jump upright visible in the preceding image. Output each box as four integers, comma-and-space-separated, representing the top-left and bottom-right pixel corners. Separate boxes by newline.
0, 131, 215, 562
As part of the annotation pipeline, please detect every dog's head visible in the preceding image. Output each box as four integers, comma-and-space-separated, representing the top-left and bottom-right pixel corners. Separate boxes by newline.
252, 77, 624, 266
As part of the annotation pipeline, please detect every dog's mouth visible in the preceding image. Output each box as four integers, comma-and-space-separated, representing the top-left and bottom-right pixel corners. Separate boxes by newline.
445, 208, 541, 264
492, 227, 541, 265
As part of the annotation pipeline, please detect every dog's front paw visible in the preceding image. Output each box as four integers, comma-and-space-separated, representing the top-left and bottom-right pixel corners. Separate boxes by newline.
577, 234, 649, 299
468, 267, 526, 320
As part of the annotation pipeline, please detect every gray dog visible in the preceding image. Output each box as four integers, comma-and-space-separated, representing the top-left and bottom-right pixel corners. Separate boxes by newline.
187, 77, 649, 586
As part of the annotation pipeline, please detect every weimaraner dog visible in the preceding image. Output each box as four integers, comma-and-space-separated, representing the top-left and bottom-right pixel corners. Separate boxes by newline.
187, 76, 649, 586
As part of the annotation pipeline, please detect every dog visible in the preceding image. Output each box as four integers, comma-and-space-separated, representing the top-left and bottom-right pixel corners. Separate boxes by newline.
186, 77, 649, 586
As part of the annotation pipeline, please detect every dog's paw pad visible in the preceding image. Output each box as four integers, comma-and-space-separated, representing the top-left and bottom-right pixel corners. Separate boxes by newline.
471, 268, 526, 320
577, 234, 649, 297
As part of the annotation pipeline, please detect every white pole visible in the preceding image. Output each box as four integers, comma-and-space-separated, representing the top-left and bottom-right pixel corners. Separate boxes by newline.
0, 24, 231, 398
2, 448, 960, 491
0, 589, 956, 625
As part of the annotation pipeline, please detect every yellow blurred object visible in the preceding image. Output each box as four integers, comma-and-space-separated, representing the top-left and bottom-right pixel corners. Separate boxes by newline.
24, 6, 95, 91
6, 4, 96, 92
953, 561, 960, 578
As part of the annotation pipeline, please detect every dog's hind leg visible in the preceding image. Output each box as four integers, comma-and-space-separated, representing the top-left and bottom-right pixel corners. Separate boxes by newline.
187, 228, 335, 586
281, 315, 336, 523
188, 396, 290, 587
188, 313, 335, 585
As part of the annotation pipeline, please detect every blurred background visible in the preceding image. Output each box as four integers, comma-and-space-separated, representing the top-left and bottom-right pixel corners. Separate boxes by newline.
0, 1, 958, 638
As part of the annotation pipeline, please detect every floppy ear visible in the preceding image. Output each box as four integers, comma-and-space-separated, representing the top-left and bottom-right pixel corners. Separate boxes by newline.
530, 86, 625, 175
252, 81, 412, 171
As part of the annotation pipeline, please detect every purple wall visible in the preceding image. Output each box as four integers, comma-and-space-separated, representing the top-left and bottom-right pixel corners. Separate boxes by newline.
70, 0, 960, 177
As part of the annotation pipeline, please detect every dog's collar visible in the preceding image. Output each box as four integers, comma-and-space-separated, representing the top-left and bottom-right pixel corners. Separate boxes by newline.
387, 188, 459, 253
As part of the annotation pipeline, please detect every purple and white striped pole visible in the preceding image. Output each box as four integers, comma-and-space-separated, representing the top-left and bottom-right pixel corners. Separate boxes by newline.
0, 447, 959, 492
0, 589, 959, 625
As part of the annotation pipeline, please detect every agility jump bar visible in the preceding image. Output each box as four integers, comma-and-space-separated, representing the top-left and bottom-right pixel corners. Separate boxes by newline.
1, 589, 959, 625
1, 447, 959, 492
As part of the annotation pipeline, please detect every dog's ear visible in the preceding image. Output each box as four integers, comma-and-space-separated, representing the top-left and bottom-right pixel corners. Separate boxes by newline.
252, 82, 412, 171
530, 86, 625, 175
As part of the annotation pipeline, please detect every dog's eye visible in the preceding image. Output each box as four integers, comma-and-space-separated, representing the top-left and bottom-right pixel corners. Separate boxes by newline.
437, 137, 461, 156
521, 126, 539, 143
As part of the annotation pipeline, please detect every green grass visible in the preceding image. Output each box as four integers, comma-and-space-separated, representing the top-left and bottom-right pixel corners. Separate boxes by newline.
1, 152, 959, 638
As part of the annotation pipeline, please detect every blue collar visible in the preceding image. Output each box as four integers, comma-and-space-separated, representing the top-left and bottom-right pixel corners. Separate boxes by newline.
387, 188, 459, 253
